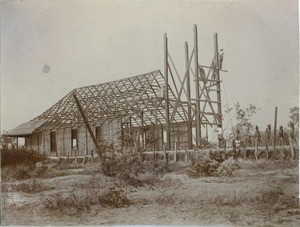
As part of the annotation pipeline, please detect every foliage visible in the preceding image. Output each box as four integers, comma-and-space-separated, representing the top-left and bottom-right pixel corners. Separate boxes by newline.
96, 187, 131, 208
2, 163, 32, 181
1, 148, 44, 168
0, 132, 17, 150
226, 102, 258, 145
186, 153, 220, 178
16, 179, 54, 193
289, 107, 299, 130
43, 187, 130, 215
100, 149, 143, 176
217, 158, 240, 176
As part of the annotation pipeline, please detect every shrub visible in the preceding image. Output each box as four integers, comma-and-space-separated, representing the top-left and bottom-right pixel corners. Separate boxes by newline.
1, 148, 44, 168
213, 191, 245, 207
16, 179, 54, 193
217, 158, 240, 176
100, 149, 143, 177
186, 153, 220, 178
97, 187, 131, 208
43, 187, 130, 215
43, 193, 93, 215
2, 163, 32, 181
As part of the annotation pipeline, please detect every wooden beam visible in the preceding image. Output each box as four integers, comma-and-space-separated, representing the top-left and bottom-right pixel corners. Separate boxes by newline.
185, 42, 193, 149
194, 24, 201, 146
274, 106, 278, 146
164, 33, 171, 150
214, 33, 222, 126
72, 91, 102, 157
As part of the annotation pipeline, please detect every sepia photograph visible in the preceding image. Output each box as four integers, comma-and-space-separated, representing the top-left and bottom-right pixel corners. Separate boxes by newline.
1, 0, 299, 225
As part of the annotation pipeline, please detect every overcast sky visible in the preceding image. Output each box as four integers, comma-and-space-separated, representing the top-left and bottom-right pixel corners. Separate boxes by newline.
1, 0, 299, 135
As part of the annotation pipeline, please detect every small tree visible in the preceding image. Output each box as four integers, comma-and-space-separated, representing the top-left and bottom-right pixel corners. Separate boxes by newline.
289, 107, 299, 130
1, 131, 17, 150
227, 102, 259, 146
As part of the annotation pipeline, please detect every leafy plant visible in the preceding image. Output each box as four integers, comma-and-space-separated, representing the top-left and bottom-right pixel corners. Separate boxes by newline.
186, 153, 220, 178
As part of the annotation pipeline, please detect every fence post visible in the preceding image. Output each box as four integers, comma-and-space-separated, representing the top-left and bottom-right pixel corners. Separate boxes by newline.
185, 149, 188, 162
58, 149, 61, 162
164, 145, 167, 163
174, 142, 177, 162
74, 149, 78, 165
83, 149, 87, 165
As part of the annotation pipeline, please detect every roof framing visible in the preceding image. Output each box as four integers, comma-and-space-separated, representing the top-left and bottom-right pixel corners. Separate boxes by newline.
34, 69, 188, 130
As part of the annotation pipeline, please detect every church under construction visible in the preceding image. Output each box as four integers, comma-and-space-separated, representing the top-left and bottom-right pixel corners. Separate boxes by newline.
5, 25, 225, 157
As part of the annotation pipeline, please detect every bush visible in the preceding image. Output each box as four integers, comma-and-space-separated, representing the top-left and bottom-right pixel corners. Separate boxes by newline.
97, 187, 131, 208
217, 158, 240, 176
1, 148, 44, 167
43, 187, 130, 215
186, 153, 220, 178
100, 149, 143, 177
16, 179, 54, 193
43, 192, 93, 215
2, 163, 32, 181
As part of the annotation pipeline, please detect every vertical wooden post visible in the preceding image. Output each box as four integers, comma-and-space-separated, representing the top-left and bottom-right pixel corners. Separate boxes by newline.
62, 128, 65, 156
141, 111, 145, 149
164, 145, 167, 164
74, 148, 78, 165
155, 98, 159, 151
153, 149, 156, 163
194, 25, 201, 147
58, 149, 61, 161
174, 142, 177, 162
37, 132, 40, 153
185, 149, 188, 162
164, 33, 171, 150
185, 42, 193, 149
214, 33, 222, 126
274, 106, 278, 146
16, 137, 19, 151
83, 149, 87, 165
43, 131, 46, 162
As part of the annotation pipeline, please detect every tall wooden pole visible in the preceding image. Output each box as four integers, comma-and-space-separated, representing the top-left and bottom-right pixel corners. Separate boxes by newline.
155, 98, 159, 150
185, 42, 193, 149
141, 111, 145, 149
274, 106, 278, 146
214, 33, 222, 126
164, 33, 171, 150
194, 25, 201, 147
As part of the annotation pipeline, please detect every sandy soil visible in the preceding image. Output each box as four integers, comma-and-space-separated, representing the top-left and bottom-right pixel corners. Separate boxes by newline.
1, 159, 299, 226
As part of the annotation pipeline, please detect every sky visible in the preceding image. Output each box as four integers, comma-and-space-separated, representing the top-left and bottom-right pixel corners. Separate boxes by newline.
1, 0, 299, 136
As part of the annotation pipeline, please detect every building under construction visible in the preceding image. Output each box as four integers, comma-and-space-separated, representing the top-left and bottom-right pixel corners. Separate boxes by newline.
5, 25, 225, 157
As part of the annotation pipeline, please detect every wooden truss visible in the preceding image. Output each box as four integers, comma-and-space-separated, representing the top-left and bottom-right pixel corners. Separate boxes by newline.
34, 70, 188, 131
31, 25, 225, 150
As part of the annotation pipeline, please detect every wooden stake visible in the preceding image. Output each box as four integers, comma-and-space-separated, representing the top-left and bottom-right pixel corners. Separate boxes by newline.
274, 106, 278, 146
174, 142, 177, 162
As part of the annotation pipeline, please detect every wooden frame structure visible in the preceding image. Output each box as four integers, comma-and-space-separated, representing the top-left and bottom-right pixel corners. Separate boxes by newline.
5, 25, 225, 155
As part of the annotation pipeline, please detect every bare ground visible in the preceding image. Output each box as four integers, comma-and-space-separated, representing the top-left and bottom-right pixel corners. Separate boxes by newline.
1, 159, 299, 226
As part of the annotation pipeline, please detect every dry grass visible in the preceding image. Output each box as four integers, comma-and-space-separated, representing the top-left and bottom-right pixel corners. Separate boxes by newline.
42, 187, 131, 216
2, 163, 32, 181
217, 158, 240, 176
